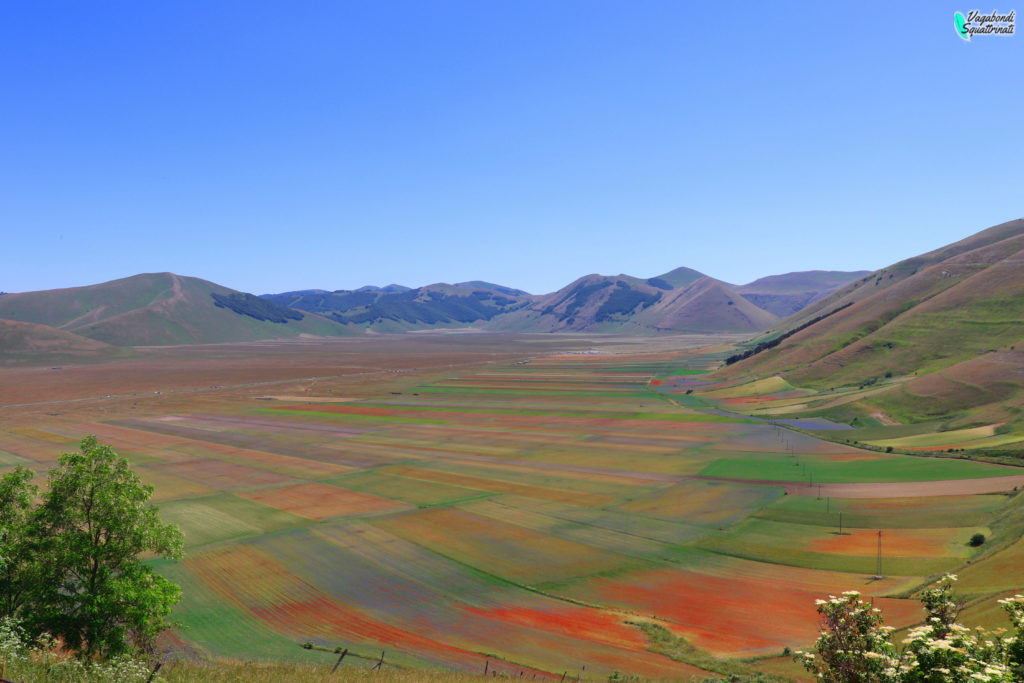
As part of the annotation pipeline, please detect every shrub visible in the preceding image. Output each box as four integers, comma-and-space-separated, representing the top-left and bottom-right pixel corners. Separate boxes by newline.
798, 575, 1024, 682
970, 533, 986, 547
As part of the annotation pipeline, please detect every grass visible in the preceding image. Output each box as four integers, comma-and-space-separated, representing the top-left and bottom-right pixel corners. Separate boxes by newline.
3, 656, 509, 683
756, 493, 1007, 529
698, 453, 1019, 483
631, 622, 787, 682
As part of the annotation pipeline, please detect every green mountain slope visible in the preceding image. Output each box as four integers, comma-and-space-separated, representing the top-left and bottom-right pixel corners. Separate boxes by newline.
0, 273, 354, 346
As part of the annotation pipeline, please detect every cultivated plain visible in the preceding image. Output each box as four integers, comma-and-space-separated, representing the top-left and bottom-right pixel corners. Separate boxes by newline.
1, 333, 1023, 680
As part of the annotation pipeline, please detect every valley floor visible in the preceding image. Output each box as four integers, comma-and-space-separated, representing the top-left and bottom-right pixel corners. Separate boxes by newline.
2, 333, 1022, 681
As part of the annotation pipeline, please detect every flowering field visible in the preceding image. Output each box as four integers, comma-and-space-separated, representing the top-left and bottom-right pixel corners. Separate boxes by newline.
1, 335, 1022, 680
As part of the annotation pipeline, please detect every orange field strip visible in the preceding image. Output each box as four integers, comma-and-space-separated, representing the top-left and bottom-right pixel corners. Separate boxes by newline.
806, 528, 963, 557
565, 564, 923, 657
239, 482, 410, 520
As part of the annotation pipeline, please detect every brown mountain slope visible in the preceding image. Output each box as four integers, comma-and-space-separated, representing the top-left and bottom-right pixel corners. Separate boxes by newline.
0, 273, 354, 346
712, 219, 1024, 438
635, 277, 780, 332
0, 318, 120, 362
767, 218, 1024, 334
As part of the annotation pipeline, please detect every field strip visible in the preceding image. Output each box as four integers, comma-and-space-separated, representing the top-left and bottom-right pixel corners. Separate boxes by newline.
692, 474, 1024, 497
0, 356, 530, 410
177, 413, 367, 437
346, 440, 681, 483
256, 395, 361, 402
107, 418, 393, 468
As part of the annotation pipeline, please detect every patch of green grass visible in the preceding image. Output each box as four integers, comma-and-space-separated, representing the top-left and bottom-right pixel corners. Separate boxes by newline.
698, 453, 1018, 483
157, 500, 262, 548
0, 449, 33, 466
154, 560, 316, 663
757, 493, 1007, 529
631, 622, 786, 681
199, 493, 309, 534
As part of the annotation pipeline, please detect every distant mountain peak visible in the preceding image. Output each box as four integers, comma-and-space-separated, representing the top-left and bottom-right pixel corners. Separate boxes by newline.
651, 267, 707, 289
355, 284, 411, 293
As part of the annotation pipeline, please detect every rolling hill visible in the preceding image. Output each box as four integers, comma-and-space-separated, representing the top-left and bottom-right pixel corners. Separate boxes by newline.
0, 273, 353, 347
715, 218, 1024, 437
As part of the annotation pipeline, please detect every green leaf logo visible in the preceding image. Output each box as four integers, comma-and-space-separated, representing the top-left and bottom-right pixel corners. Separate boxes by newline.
954, 12, 970, 40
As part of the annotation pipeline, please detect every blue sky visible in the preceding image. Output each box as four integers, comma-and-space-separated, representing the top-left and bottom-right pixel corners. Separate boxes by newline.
1, 2, 1020, 295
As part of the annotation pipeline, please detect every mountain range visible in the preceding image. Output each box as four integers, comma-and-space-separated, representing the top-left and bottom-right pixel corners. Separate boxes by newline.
0, 268, 863, 354
262, 268, 867, 334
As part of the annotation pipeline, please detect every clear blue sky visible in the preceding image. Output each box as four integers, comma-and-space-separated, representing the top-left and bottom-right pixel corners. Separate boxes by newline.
1, 2, 1020, 295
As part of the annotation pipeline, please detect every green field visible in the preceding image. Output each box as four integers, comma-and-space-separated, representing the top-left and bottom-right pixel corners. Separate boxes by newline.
698, 452, 1017, 483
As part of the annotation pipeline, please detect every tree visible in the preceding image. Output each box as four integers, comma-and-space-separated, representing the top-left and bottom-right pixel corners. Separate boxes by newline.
0, 466, 37, 620
26, 435, 184, 658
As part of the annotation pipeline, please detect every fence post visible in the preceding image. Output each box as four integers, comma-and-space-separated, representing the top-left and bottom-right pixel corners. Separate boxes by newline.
332, 648, 348, 673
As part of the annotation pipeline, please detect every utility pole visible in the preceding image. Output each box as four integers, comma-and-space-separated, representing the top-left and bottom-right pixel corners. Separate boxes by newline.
874, 530, 883, 579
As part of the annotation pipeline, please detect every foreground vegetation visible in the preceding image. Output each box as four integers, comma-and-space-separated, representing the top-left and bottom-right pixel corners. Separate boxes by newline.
798, 576, 1024, 682
0, 436, 183, 658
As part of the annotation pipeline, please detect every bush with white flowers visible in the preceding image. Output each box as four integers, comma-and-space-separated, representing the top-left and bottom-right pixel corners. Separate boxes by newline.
0, 616, 156, 682
797, 576, 1024, 682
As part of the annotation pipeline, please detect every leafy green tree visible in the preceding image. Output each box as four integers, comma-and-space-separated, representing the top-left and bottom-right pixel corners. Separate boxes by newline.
0, 466, 37, 621
27, 435, 184, 658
